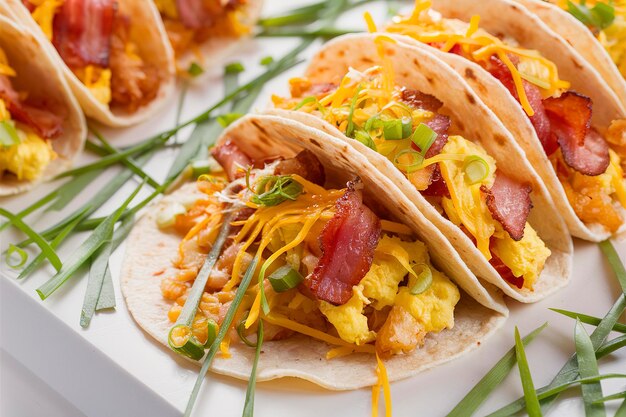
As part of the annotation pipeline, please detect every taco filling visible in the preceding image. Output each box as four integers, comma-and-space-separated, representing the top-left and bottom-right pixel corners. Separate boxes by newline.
23, 0, 162, 113
0, 48, 60, 182
159, 145, 460, 360
153, 0, 251, 65
273, 64, 550, 290
386, 1, 626, 233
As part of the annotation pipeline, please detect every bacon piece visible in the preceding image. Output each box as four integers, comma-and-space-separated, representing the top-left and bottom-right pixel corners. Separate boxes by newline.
543, 92, 610, 176
175, 0, 239, 28
400, 89, 443, 112
485, 56, 556, 155
423, 114, 451, 158
481, 174, 532, 241
274, 150, 326, 185
0, 76, 63, 139
304, 83, 337, 97
306, 181, 381, 305
52, 0, 117, 68
421, 165, 450, 198
211, 139, 253, 181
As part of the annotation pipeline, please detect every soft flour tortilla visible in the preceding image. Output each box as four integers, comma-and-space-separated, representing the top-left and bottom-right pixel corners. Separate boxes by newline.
399, 0, 626, 241
121, 114, 507, 389
4, 0, 175, 127
513, 0, 626, 107
172, 0, 264, 72
269, 33, 572, 303
0, 15, 86, 196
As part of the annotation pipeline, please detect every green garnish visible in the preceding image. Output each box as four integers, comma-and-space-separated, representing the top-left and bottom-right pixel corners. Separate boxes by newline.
514, 327, 542, 417
550, 308, 626, 333
268, 265, 304, 292
382, 117, 412, 140
411, 123, 437, 155
187, 62, 204, 77
617, 399, 626, 417
260, 56, 274, 66
217, 113, 244, 127
35, 181, 145, 300
168, 210, 235, 360
345, 86, 362, 138
594, 391, 626, 404
354, 130, 377, 151
252, 175, 303, 206
575, 319, 605, 416
242, 320, 264, 417
463, 156, 490, 184
447, 323, 547, 417
409, 264, 433, 295
6, 244, 27, 269
190, 159, 212, 178
0, 208, 62, 271
599, 240, 626, 293
394, 149, 424, 173
0, 120, 20, 147
596, 334, 626, 358
237, 312, 258, 348
567, 0, 615, 31
225, 62, 245, 74
364, 115, 383, 132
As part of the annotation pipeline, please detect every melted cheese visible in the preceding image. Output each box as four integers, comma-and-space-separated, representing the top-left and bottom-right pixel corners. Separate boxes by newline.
75, 66, 112, 105
28, 0, 64, 40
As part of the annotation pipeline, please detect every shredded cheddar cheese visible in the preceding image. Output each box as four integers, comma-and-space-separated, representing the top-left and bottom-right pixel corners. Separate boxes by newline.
28, 0, 64, 40
371, 353, 392, 417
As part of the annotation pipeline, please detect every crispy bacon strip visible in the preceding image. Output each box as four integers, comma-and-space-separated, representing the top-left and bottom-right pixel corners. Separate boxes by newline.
211, 139, 253, 181
421, 165, 450, 197
175, 0, 240, 28
0, 76, 63, 139
306, 181, 381, 305
543, 92, 610, 176
52, 0, 117, 68
400, 88, 443, 112
481, 174, 532, 241
274, 150, 326, 185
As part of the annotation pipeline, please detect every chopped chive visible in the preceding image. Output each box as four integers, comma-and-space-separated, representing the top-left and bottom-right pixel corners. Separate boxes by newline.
260, 56, 274, 66
187, 62, 204, 77
599, 240, 626, 294
382, 118, 411, 140
514, 327, 542, 417
411, 123, 437, 156
409, 264, 432, 295
575, 319, 606, 416
217, 113, 245, 127
35, 181, 145, 300
268, 266, 303, 292
550, 308, 626, 333
293, 96, 318, 110
168, 211, 235, 360
225, 62, 245, 74
183, 256, 260, 417
0, 208, 62, 271
242, 320, 263, 417
446, 323, 547, 417
0, 120, 20, 146
236, 312, 258, 348
354, 130, 377, 151
251, 175, 303, 206
6, 244, 27, 269
345, 86, 362, 138
567, 0, 615, 30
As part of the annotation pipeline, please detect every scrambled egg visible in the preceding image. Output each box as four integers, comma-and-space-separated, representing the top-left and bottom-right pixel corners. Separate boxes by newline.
319, 235, 459, 346
75, 66, 112, 105
155, 0, 179, 20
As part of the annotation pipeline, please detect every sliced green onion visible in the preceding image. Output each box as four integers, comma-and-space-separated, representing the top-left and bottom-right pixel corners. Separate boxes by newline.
237, 312, 258, 348
345, 86, 362, 138
575, 319, 606, 416
156, 202, 186, 229
242, 319, 263, 417
217, 113, 244, 127
168, 210, 235, 360
514, 326, 542, 417
251, 175, 303, 206
383, 117, 412, 140
394, 149, 424, 173
463, 156, 490, 184
260, 56, 274, 66
0, 120, 20, 147
354, 130, 377, 151
410, 264, 432, 295
225, 62, 245, 74
364, 115, 383, 132
447, 323, 547, 417
410, 123, 437, 155
268, 265, 304, 292
567, 0, 615, 30
6, 244, 27, 269
187, 62, 204, 77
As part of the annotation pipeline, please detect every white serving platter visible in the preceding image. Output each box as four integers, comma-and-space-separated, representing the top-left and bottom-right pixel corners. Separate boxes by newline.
1, 1, 625, 416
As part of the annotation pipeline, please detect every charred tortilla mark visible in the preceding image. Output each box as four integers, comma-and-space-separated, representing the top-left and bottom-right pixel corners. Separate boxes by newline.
465, 68, 476, 80
310, 139, 322, 148
493, 134, 506, 146
338, 50, 345, 57
251, 120, 268, 136
572, 58, 583, 70
426, 76, 435, 85
456, 121, 465, 131
401, 71, 409, 78
361, 57, 374, 64
465, 92, 476, 105
413, 58, 420, 68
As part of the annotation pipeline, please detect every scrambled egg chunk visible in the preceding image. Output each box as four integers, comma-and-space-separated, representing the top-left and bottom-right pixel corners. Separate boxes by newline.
319, 287, 375, 345
0, 128, 55, 181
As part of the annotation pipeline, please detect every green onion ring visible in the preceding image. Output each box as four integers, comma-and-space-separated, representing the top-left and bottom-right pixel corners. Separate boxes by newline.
394, 149, 424, 173
237, 311, 259, 348
6, 244, 28, 269
410, 263, 433, 295
463, 155, 490, 184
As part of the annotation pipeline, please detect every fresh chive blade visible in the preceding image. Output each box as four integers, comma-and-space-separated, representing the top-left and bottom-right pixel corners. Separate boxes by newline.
446, 323, 547, 417
242, 320, 263, 417
550, 308, 626, 333
174, 83, 189, 145
596, 334, 626, 358
96, 267, 116, 311
514, 327, 542, 417
80, 213, 135, 327
617, 399, 626, 417
593, 391, 626, 404
168, 211, 235, 360
0, 208, 62, 271
6, 244, 27, 269
599, 240, 626, 294
257, 27, 356, 38
575, 319, 605, 417
45, 169, 102, 212
536, 374, 626, 401
183, 256, 260, 417
0, 191, 57, 231
36, 181, 145, 300
17, 206, 91, 280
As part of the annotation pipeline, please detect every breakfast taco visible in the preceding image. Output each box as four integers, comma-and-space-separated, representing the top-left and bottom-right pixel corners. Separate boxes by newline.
384, 0, 626, 241
270, 33, 572, 302
153, 0, 263, 72
0, 14, 86, 195
514, 0, 626, 105
121, 114, 507, 391
2, 0, 175, 126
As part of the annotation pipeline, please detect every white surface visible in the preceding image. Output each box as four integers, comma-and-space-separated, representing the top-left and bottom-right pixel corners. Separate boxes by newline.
1, 1, 626, 416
